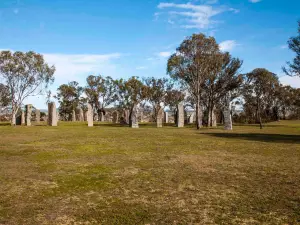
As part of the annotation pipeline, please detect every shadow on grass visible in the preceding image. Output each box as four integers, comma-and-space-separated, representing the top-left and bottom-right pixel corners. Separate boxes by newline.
94, 123, 178, 128
204, 133, 300, 144
0, 123, 10, 126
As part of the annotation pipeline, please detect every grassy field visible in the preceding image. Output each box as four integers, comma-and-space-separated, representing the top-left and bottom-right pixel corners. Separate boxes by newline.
0, 121, 300, 224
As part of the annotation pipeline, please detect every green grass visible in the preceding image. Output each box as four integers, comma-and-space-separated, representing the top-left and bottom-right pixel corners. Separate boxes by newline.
0, 121, 300, 224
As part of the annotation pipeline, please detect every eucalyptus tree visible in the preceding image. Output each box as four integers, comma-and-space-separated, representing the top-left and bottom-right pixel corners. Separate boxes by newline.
0, 51, 55, 125
85, 75, 118, 121
202, 52, 243, 127
144, 77, 171, 121
55, 81, 83, 121
167, 33, 222, 129
243, 68, 279, 129
0, 83, 10, 107
283, 21, 300, 76
165, 89, 185, 124
115, 76, 147, 126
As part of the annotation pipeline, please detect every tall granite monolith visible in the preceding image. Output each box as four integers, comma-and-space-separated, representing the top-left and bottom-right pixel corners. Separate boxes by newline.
177, 103, 184, 127
72, 110, 76, 122
21, 111, 25, 125
48, 102, 58, 126
36, 109, 40, 123
224, 93, 232, 130
157, 107, 164, 128
164, 111, 169, 123
87, 103, 93, 127
25, 104, 32, 126
79, 108, 84, 122
112, 111, 119, 123
130, 105, 139, 128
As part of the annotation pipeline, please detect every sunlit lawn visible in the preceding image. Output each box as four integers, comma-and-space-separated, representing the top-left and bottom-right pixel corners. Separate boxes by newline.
0, 121, 299, 224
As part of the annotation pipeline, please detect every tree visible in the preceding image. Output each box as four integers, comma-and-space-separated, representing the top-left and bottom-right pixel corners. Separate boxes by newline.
55, 81, 83, 121
202, 52, 243, 127
167, 33, 222, 129
0, 83, 10, 107
116, 77, 147, 126
243, 68, 279, 129
85, 75, 118, 121
165, 89, 185, 124
283, 21, 300, 76
144, 77, 171, 121
0, 51, 55, 125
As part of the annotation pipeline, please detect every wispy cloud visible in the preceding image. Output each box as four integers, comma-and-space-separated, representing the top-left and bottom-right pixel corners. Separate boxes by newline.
158, 51, 172, 58
43, 53, 122, 83
249, 0, 262, 3
219, 40, 238, 51
157, 2, 239, 29
280, 45, 288, 49
136, 66, 147, 70
13, 9, 19, 14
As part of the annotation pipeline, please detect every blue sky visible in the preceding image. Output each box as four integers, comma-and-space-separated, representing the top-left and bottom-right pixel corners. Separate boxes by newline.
0, 0, 299, 108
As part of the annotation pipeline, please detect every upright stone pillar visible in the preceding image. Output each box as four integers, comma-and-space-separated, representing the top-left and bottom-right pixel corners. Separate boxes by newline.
87, 103, 93, 127
189, 112, 195, 124
157, 108, 164, 128
36, 109, 40, 123
21, 111, 25, 125
208, 108, 217, 127
130, 105, 139, 128
79, 108, 84, 122
48, 102, 58, 126
224, 93, 233, 130
112, 111, 119, 123
84, 111, 88, 121
164, 111, 169, 123
177, 103, 184, 128
124, 109, 129, 124
25, 104, 32, 126
72, 110, 76, 122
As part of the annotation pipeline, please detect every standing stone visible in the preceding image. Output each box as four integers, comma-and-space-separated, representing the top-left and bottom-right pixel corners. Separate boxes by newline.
124, 109, 129, 124
177, 103, 184, 128
112, 111, 119, 123
157, 107, 164, 128
72, 110, 76, 122
164, 111, 169, 123
21, 111, 25, 125
84, 111, 88, 121
208, 108, 217, 127
79, 108, 84, 122
139, 110, 144, 122
130, 105, 139, 128
36, 109, 40, 123
25, 104, 32, 126
48, 102, 58, 126
189, 112, 195, 124
87, 103, 93, 127
224, 93, 233, 130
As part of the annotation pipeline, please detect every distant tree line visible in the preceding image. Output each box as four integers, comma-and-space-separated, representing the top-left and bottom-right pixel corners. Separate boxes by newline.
0, 21, 299, 128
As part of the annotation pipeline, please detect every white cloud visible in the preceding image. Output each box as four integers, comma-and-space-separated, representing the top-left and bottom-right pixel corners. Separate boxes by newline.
136, 66, 147, 70
280, 75, 300, 88
280, 45, 288, 49
158, 51, 172, 58
249, 0, 261, 3
219, 40, 238, 51
43, 53, 121, 84
157, 2, 238, 29
13, 9, 19, 14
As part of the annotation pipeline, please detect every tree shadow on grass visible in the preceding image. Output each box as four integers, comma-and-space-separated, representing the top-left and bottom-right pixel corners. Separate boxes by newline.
203, 133, 300, 144
0, 123, 10, 126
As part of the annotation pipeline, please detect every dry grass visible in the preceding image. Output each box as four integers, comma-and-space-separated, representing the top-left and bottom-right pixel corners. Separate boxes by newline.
0, 121, 300, 224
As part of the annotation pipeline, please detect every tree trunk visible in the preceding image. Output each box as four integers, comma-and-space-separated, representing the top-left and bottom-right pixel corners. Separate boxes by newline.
196, 96, 202, 130
11, 111, 16, 126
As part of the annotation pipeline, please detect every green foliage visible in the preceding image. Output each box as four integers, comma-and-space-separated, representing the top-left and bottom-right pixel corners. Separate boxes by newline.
55, 81, 83, 120
283, 21, 300, 76
0, 51, 55, 124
